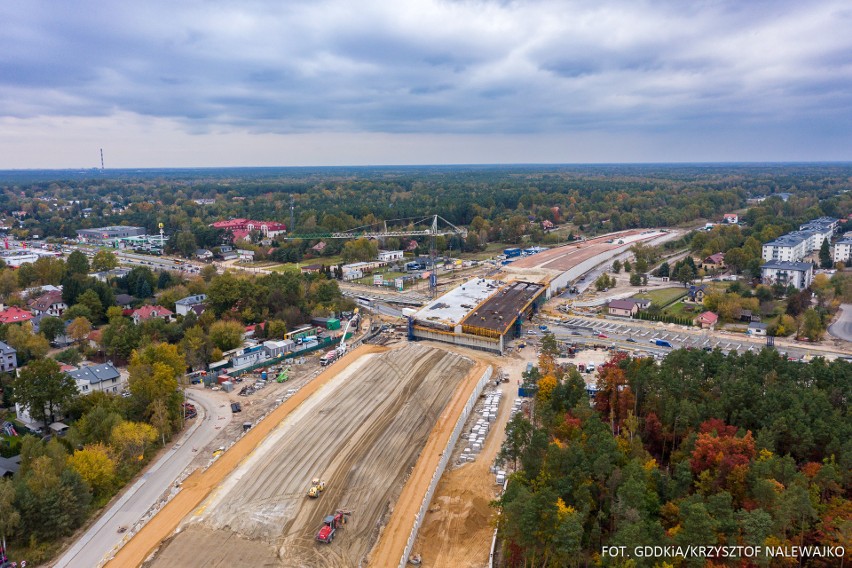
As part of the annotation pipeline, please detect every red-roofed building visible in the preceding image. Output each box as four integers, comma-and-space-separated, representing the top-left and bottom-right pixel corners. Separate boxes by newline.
0, 306, 34, 324
131, 305, 174, 325
723, 213, 739, 224
694, 311, 719, 329
27, 290, 67, 317
703, 253, 726, 269
211, 219, 287, 242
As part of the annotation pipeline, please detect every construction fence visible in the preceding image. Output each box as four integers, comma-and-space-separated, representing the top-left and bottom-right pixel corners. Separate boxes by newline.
397, 365, 494, 568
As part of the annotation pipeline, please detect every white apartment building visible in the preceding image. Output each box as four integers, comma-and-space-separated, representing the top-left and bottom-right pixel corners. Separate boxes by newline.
761, 261, 814, 290
762, 233, 811, 262
833, 238, 852, 264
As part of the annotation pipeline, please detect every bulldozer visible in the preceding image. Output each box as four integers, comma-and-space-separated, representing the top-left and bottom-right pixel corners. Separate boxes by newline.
307, 478, 326, 498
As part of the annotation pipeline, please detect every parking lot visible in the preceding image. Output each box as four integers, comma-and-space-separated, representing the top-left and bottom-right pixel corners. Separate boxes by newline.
543, 316, 827, 361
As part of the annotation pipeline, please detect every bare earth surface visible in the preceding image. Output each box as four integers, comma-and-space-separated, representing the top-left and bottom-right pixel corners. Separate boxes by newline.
409, 345, 532, 568
106, 344, 389, 568
143, 344, 475, 568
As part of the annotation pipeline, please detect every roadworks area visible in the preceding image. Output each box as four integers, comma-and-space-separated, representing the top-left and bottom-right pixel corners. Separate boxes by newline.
139, 343, 476, 568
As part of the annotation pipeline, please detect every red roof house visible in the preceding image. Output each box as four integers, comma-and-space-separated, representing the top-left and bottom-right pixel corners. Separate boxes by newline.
694, 311, 719, 329
131, 305, 174, 325
0, 306, 34, 324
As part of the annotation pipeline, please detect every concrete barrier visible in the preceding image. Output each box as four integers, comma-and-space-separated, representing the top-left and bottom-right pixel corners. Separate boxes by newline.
397, 365, 493, 568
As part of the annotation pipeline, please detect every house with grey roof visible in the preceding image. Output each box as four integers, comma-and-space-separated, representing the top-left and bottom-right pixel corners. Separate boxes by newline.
67, 363, 124, 395
0, 340, 16, 373
175, 294, 207, 316
748, 322, 769, 336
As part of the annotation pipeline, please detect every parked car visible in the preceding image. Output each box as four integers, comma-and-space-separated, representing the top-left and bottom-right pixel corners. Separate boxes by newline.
597, 333, 608, 338
625, 337, 637, 343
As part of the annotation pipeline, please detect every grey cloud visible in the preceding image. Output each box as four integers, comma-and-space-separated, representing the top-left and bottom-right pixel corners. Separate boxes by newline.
0, 0, 850, 150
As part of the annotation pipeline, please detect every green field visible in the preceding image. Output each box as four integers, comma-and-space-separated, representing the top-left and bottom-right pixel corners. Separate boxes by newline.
631, 287, 687, 307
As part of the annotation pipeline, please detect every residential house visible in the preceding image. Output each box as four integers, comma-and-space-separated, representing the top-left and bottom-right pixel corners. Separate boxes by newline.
131, 305, 174, 324
687, 285, 707, 302
378, 250, 404, 262
195, 249, 213, 261
115, 294, 136, 309
760, 261, 814, 290
0, 455, 21, 478
0, 341, 17, 373
703, 253, 726, 270
27, 289, 67, 317
300, 264, 324, 274
91, 267, 131, 282
694, 311, 719, 329
633, 298, 652, 311
748, 322, 769, 336
174, 294, 207, 316
405, 240, 419, 252
723, 213, 739, 224
0, 306, 33, 324
739, 309, 760, 323
237, 249, 255, 261
311, 241, 327, 254
541, 220, 554, 230
608, 299, 639, 317
31, 315, 72, 347
67, 363, 124, 395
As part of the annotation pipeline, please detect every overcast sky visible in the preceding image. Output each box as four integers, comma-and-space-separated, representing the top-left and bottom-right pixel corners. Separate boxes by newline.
1, 0, 850, 168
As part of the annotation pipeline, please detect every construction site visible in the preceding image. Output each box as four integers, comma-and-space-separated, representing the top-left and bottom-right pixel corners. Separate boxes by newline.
500, 228, 671, 295
132, 344, 480, 568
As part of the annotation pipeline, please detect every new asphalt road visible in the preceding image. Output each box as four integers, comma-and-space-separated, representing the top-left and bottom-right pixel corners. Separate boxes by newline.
829, 304, 852, 342
54, 388, 232, 568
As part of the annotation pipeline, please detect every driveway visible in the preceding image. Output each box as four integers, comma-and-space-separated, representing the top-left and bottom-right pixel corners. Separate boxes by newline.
53, 388, 232, 568
828, 304, 852, 342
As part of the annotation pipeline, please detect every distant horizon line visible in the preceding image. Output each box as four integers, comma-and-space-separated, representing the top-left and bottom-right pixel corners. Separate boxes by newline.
2, 160, 852, 173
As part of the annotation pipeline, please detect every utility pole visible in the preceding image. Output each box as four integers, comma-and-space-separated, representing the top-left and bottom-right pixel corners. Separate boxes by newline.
289, 194, 295, 233
100, 148, 105, 171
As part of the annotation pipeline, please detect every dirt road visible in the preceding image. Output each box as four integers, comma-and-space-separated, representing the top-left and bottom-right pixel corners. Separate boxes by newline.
409, 348, 531, 568
144, 344, 475, 568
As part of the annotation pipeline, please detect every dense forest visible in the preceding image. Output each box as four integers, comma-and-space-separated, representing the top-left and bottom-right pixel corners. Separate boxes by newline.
497, 337, 850, 567
3, 165, 852, 256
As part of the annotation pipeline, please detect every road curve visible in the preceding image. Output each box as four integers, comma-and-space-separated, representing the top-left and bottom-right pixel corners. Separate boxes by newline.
828, 304, 852, 343
53, 388, 232, 568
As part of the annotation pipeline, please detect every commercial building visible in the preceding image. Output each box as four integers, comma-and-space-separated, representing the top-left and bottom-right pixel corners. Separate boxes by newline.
378, 250, 404, 262
408, 277, 546, 354
76, 226, 146, 244
760, 261, 814, 290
